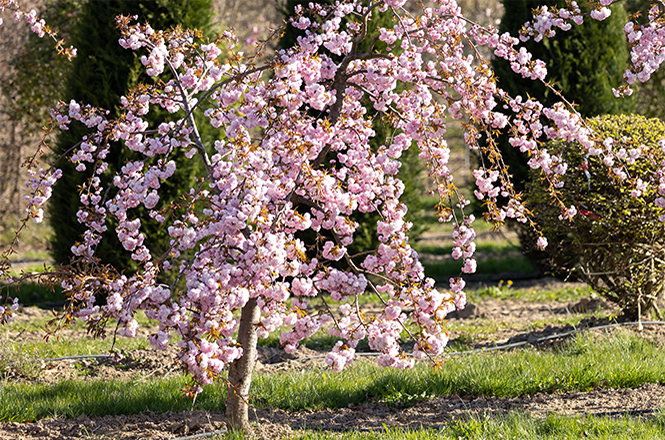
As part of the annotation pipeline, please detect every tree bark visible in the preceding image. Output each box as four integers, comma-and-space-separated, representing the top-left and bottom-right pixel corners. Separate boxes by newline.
226, 297, 260, 433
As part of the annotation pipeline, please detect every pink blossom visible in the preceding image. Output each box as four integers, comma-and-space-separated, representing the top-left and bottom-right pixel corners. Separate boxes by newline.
590, 7, 612, 21
536, 236, 548, 250
462, 258, 477, 274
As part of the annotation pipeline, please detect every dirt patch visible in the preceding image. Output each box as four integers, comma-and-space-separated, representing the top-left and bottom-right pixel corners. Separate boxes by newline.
255, 345, 329, 373
1, 290, 663, 439
6, 304, 55, 323
445, 296, 620, 351
0, 383, 664, 439
0, 410, 231, 440
452, 297, 592, 322
278, 382, 665, 431
33, 346, 183, 385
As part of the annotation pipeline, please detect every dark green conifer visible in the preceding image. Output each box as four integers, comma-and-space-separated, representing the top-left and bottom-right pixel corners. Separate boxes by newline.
49, 0, 215, 273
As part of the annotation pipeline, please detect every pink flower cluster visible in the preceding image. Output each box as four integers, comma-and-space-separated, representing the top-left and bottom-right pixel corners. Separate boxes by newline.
5, 0, 665, 392
517, 0, 665, 98
24, 168, 62, 223
1, 1, 76, 58
0, 297, 19, 324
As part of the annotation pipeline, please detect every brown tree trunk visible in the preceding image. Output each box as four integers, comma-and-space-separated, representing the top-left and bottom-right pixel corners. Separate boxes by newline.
226, 297, 260, 433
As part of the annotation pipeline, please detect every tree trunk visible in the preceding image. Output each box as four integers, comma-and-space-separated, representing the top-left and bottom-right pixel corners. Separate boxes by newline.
226, 297, 260, 433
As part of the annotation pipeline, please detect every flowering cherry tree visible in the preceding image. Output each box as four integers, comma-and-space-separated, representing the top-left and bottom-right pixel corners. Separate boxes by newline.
2, 0, 665, 432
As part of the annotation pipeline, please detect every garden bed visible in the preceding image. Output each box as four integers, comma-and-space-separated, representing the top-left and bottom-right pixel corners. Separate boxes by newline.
2, 283, 665, 439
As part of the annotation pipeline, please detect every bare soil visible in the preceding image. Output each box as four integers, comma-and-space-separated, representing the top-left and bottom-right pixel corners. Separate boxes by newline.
0, 384, 664, 439
1, 292, 664, 439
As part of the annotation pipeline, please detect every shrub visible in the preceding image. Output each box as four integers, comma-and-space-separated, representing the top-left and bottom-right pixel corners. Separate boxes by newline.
519, 115, 665, 320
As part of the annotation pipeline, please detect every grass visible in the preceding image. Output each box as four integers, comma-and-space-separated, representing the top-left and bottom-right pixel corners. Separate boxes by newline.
467, 282, 593, 303
0, 332, 153, 381
251, 329, 665, 412
0, 309, 161, 378
445, 311, 609, 351
2, 328, 661, 423
2, 332, 151, 363
4, 306, 157, 333
413, 222, 537, 280
256, 303, 602, 353
414, 240, 520, 256
0, 219, 52, 257
261, 282, 594, 354
421, 256, 534, 281
278, 413, 665, 439
0, 376, 223, 422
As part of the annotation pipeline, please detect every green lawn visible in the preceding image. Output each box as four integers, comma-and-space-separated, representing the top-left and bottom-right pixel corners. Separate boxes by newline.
1, 328, 663, 424
279, 413, 665, 440
2, 215, 660, 439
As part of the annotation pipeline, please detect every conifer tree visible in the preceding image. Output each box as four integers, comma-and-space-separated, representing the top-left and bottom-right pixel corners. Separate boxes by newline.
49, 0, 215, 272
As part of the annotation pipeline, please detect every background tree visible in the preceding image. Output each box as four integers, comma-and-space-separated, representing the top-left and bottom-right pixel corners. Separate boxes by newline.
491, 0, 633, 196
0, 0, 79, 232
48, 0, 215, 274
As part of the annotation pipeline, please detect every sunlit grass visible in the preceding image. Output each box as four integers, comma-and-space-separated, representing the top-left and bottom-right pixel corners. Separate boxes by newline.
280, 412, 665, 440
445, 311, 608, 351
0, 308, 163, 379
414, 240, 520, 256
3, 333, 152, 361
414, 214, 502, 235
421, 256, 534, 280
1, 327, 662, 425
257, 304, 606, 353
413, 224, 537, 280
0, 376, 216, 422
468, 283, 593, 303
252, 329, 665, 412
5, 307, 157, 333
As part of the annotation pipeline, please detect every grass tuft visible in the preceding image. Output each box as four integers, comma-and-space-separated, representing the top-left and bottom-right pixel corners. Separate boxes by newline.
468, 283, 594, 303
252, 329, 665, 411
0, 376, 226, 422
